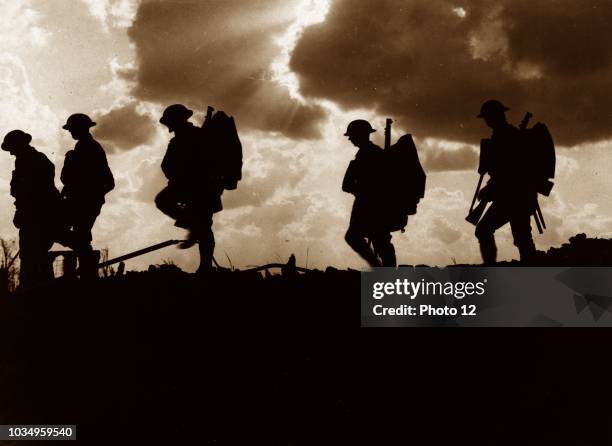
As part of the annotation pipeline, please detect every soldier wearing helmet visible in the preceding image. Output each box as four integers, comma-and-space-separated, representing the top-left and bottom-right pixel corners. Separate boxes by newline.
342, 119, 396, 267
2, 130, 60, 286
60, 113, 115, 278
156, 104, 223, 274
473, 99, 537, 264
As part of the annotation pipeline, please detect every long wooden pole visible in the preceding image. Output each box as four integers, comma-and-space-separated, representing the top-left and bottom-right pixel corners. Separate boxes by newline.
97, 240, 182, 269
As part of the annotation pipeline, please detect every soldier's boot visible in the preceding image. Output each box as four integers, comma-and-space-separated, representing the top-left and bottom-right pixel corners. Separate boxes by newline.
177, 206, 201, 249
178, 228, 198, 250
345, 231, 382, 267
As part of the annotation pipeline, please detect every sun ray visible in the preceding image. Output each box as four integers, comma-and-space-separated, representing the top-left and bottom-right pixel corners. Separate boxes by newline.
270, 0, 331, 102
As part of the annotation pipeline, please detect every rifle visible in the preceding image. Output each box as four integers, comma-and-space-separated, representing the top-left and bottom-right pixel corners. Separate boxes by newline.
465, 139, 489, 225
466, 112, 533, 226
384, 118, 393, 150
369, 118, 395, 253
202, 105, 214, 128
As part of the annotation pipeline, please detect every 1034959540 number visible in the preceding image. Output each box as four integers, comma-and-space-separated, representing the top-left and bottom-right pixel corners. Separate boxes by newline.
1, 425, 76, 440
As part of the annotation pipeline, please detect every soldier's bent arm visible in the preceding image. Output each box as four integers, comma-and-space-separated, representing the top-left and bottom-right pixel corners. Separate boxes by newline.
342, 160, 358, 194
60, 150, 74, 186
160, 147, 177, 181
9, 171, 17, 198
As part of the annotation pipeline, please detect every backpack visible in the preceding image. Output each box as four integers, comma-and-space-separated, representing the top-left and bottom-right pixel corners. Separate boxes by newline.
521, 121, 555, 196
383, 121, 426, 232
202, 107, 243, 190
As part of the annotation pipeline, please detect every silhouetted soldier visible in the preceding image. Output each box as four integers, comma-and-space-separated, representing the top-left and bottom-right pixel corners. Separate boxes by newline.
2, 130, 60, 286
156, 104, 223, 274
342, 120, 396, 267
61, 113, 114, 278
474, 100, 537, 264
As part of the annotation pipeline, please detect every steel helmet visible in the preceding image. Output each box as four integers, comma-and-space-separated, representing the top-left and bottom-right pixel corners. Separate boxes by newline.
63, 113, 96, 130
160, 104, 193, 126
344, 119, 376, 136
477, 100, 510, 118
2, 130, 32, 151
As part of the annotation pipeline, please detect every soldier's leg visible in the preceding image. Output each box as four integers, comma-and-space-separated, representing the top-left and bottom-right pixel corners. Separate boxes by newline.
372, 232, 396, 267
18, 228, 36, 287
475, 203, 510, 265
345, 202, 381, 267
55, 198, 74, 248
510, 211, 536, 263
72, 201, 102, 279
155, 185, 187, 226
197, 211, 215, 274
345, 227, 381, 267
17, 226, 51, 286
37, 232, 54, 281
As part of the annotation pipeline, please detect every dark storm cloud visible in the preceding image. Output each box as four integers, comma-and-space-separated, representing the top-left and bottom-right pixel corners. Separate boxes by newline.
127, 0, 325, 139
93, 102, 156, 152
291, 0, 612, 146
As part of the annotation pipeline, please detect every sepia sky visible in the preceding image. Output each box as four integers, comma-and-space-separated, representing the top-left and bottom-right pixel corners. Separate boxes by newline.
0, 0, 611, 271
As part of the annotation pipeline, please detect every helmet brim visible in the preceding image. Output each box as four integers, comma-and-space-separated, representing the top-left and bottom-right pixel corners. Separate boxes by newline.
62, 122, 96, 130
477, 106, 510, 118
159, 111, 193, 126
344, 129, 376, 136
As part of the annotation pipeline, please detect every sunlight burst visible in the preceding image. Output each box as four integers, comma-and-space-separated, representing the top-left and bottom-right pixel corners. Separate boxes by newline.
270, 0, 331, 102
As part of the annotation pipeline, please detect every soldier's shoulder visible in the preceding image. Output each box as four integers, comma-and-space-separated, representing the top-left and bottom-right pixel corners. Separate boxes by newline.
77, 137, 104, 151
492, 124, 519, 140
90, 137, 107, 154
173, 125, 203, 146
30, 148, 51, 163
188, 124, 205, 140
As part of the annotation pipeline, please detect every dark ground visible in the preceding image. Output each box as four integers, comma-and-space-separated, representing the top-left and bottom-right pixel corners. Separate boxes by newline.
1, 235, 612, 445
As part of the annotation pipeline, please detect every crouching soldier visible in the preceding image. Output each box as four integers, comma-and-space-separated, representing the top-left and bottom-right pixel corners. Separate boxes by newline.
2, 130, 60, 286
155, 104, 224, 274
342, 120, 396, 267
60, 113, 115, 278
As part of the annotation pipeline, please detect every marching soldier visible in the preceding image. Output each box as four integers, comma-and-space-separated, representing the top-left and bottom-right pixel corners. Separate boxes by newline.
474, 100, 537, 264
2, 130, 60, 286
342, 119, 396, 267
155, 104, 223, 274
60, 113, 114, 278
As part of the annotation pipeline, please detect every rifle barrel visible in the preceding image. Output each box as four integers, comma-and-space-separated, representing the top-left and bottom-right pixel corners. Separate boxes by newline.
469, 174, 484, 213
97, 240, 182, 269
533, 212, 543, 234
535, 202, 546, 229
